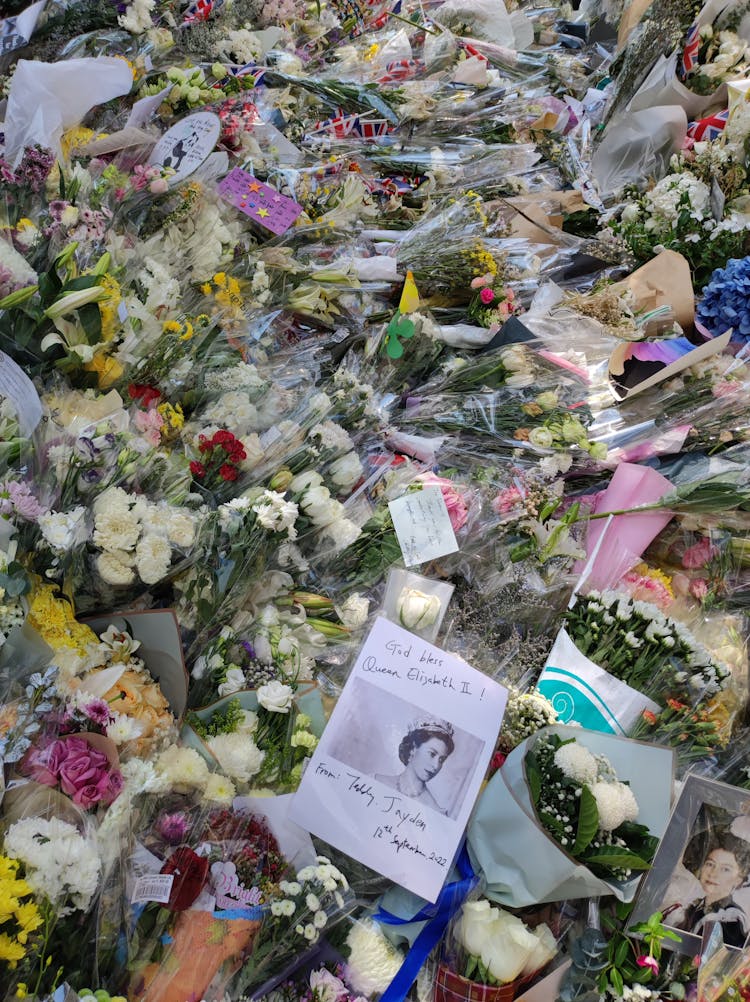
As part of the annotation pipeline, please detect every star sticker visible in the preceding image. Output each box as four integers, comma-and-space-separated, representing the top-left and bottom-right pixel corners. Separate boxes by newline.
247, 181, 261, 192
273, 194, 283, 203
255, 207, 270, 218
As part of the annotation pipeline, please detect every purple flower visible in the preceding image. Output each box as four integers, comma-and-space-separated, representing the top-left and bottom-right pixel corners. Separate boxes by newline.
2, 480, 46, 522
83, 699, 113, 727
241, 640, 256, 659
156, 812, 192, 844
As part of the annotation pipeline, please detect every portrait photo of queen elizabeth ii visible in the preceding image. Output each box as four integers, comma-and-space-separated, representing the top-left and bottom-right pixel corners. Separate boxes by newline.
632, 775, 750, 956
326, 677, 484, 820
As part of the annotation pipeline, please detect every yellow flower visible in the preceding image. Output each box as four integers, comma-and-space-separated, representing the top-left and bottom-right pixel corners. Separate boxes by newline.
179, 321, 194, 341
632, 562, 674, 597
0, 932, 26, 967
0, 859, 19, 881
60, 126, 96, 160
200, 282, 212, 296
97, 273, 122, 342
83, 351, 124, 390
27, 582, 98, 655
213, 272, 227, 287
14, 902, 43, 939
14, 982, 28, 998
157, 402, 184, 431
163, 320, 181, 334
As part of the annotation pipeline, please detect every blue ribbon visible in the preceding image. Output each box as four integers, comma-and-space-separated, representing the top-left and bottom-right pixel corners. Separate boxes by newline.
374, 843, 478, 1002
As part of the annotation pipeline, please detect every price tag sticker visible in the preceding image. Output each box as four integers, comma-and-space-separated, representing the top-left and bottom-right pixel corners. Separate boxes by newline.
131, 873, 174, 904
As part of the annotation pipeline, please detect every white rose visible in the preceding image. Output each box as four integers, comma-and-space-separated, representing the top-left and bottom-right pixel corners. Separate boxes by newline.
397, 588, 441, 631
257, 680, 294, 713
484, 912, 540, 983
522, 923, 558, 977
457, 899, 495, 957
328, 451, 363, 491
217, 667, 246, 697
290, 470, 325, 493
336, 594, 370, 629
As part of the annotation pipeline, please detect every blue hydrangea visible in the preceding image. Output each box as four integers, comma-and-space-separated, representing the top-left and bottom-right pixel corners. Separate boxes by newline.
697, 256, 750, 342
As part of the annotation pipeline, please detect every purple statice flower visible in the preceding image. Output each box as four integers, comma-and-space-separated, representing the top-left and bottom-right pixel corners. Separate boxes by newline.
241, 640, 256, 659
156, 812, 192, 844
83, 699, 114, 727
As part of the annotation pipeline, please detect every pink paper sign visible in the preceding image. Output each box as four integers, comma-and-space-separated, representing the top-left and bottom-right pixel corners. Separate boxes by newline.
218, 167, 302, 235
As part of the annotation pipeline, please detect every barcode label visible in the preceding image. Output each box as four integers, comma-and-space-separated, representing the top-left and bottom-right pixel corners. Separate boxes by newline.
132, 873, 174, 904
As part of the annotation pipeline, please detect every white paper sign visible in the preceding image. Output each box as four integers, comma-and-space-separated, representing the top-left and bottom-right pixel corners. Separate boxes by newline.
389, 486, 458, 567
289, 617, 507, 902
131, 873, 174, 904
0, 350, 42, 437
148, 112, 221, 185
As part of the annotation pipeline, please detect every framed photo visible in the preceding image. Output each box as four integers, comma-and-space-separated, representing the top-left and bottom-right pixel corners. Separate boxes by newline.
631, 774, 750, 956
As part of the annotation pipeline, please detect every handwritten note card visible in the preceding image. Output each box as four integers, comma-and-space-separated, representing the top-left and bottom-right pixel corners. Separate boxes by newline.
290, 617, 507, 902
389, 486, 459, 567
218, 167, 303, 235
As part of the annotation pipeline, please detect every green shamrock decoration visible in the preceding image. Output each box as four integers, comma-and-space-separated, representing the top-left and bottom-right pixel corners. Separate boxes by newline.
384, 310, 415, 358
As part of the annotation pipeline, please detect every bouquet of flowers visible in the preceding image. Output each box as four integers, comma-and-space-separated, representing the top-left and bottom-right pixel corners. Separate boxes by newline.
468, 725, 673, 906
434, 897, 558, 1002
537, 589, 735, 759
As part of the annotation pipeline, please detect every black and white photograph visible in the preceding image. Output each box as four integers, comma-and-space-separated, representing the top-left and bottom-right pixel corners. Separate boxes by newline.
632, 775, 750, 955
326, 676, 485, 820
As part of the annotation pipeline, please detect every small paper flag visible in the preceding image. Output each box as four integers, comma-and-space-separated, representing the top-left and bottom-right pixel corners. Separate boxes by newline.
398, 270, 420, 314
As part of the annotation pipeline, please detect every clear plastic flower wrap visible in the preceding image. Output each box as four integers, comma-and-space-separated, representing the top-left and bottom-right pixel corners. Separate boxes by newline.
98, 787, 357, 1002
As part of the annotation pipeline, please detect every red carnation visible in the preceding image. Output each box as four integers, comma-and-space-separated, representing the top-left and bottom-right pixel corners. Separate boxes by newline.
128, 384, 161, 408
160, 846, 209, 911
189, 461, 206, 478
219, 463, 239, 482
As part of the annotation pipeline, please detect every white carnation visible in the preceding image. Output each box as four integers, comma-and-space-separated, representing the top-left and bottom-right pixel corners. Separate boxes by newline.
94, 507, 141, 551
135, 533, 172, 584
96, 549, 136, 586
38, 506, 88, 552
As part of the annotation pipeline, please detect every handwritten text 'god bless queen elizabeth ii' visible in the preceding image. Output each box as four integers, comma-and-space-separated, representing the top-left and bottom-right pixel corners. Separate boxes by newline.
361, 637, 486, 698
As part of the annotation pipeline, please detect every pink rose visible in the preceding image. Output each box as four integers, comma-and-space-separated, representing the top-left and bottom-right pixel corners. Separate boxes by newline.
689, 578, 709, 601
417, 472, 469, 531
480, 287, 495, 304
58, 738, 111, 802
25, 739, 70, 787
682, 537, 717, 569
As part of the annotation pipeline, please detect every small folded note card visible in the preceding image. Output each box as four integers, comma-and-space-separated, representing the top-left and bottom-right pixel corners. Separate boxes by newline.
388, 486, 459, 567
218, 166, 303, 234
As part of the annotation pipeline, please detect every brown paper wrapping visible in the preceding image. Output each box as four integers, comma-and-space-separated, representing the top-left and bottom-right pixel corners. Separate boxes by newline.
612, 250, 695, 329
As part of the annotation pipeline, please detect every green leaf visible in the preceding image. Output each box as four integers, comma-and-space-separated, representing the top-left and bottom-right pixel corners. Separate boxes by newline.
610, 968, 624, 996
584, 846, 652, 870
78, 301, 102, 343
615, 938, 630, 967
527, 759, 542, 806
63, 275, 101, 292
572, 785, 599, 854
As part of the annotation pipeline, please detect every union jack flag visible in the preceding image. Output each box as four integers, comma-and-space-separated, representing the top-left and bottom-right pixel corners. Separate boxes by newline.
680, 22, 701, 78
687, 107, 730, 141
377, 59, 424, 84
183, 0, 225, 23
352, 116, 391, 140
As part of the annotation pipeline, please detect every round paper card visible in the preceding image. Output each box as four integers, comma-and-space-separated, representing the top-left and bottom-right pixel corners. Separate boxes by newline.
148, 111, 221, 184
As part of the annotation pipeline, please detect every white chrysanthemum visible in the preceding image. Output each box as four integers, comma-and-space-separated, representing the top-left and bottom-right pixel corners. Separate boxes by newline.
92, 486, 134, 518
155, 745, 210, 790
4, 817, 101, 914
207, 732, 265, 783
345, 919, 404, 996
96, 549, 136, 586
309, 420, 354, 454
554, 741, 598, 785
135, 533, 172, 584
204, 772, 237, 805
591, 780, 639, 832
106, 713, 144, 744
320, 517, 361, 551
252, 490, 299, 538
